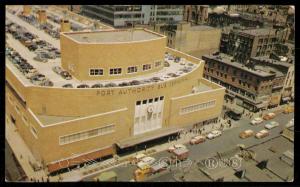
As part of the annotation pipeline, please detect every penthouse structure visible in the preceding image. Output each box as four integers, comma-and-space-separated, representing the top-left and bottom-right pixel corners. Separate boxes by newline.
6, 17, 225, 176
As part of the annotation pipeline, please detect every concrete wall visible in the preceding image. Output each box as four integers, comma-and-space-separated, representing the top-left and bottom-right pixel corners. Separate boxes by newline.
173, 26, 221, 58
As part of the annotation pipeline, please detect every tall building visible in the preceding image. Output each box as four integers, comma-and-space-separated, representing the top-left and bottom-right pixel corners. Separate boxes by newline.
81, 5, 183, 27
183, 5, 209, 24
6, 22, 225, 175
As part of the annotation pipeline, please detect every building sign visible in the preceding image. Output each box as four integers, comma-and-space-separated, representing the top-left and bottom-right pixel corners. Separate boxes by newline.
96, 77, 188, 97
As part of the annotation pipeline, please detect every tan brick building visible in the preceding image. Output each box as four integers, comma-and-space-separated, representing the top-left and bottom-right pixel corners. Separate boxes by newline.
6, 28, 225, 174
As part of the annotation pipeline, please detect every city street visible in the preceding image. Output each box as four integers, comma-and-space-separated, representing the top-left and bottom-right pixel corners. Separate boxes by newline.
83, 112, 293, 181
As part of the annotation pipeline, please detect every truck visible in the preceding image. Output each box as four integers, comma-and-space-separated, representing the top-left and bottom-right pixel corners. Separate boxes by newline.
171, 148, 189, 162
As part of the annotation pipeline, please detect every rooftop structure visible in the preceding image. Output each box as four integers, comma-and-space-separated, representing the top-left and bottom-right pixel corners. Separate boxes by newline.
65, 29, 163, 43
203, 53, 273, 77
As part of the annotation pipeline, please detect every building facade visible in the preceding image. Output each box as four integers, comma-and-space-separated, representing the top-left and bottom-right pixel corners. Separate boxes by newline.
183, 5, 209, 24
6, 28, 225, 175
81, 5, 183, 27
220, 28, 290, 63
202, 53, 274, 112
151, 22, 221, 58
202, 53, 294, 111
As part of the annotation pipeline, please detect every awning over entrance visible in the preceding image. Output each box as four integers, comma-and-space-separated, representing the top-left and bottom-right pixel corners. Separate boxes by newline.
47, 146, 114, 173
116, 127, 184, 149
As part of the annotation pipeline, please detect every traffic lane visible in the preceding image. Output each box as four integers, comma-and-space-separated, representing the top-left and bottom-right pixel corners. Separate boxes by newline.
188, 113, 293, 160
82, 113, 293, 181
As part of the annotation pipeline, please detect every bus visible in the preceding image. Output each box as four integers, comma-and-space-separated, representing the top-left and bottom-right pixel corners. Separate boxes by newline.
226, 109, 242, 120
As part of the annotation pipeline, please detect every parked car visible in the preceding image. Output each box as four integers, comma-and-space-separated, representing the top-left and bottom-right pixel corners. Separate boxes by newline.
190, 135, 206, 145
168, 144, 186, 152
62, 84, 73, 88
33, 55, 48, 63
52, 66, 62, 74
263, 112, 276, 120
265, 121, 279, 129
255, 129, 269, 139
119, 82, 130, 87
206, 130, 222, 139
105, 83, 117, 87
239, 129, 254, 139
130, 80, 141, 85
60, 71, 72, 80
77, 84, 90, 88
251, 117, 263, 125
91, 83, 103, 88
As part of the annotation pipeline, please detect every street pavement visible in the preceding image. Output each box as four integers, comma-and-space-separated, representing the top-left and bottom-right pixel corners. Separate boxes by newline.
83, 112, 294, 181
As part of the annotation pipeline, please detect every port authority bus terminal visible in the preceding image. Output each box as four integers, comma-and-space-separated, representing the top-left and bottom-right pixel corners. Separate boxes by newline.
5, 7, 225, 175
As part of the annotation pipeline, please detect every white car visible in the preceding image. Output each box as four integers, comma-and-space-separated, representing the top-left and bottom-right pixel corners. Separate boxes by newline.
168, 144, 186, 152
140, 156, 156, 165
180, 61, 186, 65
265, 121, 279, 129
137, 156, 156, 169
206, 130, 222, 139
251, 117, 264, 125
255, 129, 269, 139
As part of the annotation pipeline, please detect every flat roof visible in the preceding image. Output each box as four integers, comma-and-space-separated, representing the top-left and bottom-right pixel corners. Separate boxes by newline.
239, 28, 276, 36
65, 29, 163, 43
203, 53, 273, 77
37, 115, 80, 125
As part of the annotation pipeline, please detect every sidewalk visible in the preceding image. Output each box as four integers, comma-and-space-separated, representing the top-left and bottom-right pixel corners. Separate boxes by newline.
5, 115, 241, 182
5, 120, 57, 182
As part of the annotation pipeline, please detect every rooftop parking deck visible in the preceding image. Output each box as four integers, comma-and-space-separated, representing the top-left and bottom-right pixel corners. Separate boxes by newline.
6, 8, 215, 92
65, 29, 164, 43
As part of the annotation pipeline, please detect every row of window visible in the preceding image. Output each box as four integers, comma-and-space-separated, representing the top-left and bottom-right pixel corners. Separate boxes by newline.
89, 62, 162, 76
59, 124, 115, 145
8, 93, 38, 139
136, 96, 164, 105
180, 100, 216, 115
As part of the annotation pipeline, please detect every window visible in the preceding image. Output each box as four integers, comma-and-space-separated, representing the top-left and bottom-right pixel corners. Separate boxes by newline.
142, 100, 147, 104
127, 66, 137, 74
22, 114, 29, 126
216, 71, 219, 76
90, 68, 103, 76
220, 73, 223, 77
143, 64, 152, 71
15, 105, 20, 115
155, 61, 161, 67
149, 98, 153, 103
154, 97, 159, 102
7, 94, 13, 105
233, 70, 237, 75
109, 68, 122, 75
180, 100, 216, 115
136, 101, 141, 105
239, 80, 242, 85
160, 96, 164, 100
224, 74, 227, 79
59, 124, 115, 145
30, 125, 38, 139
